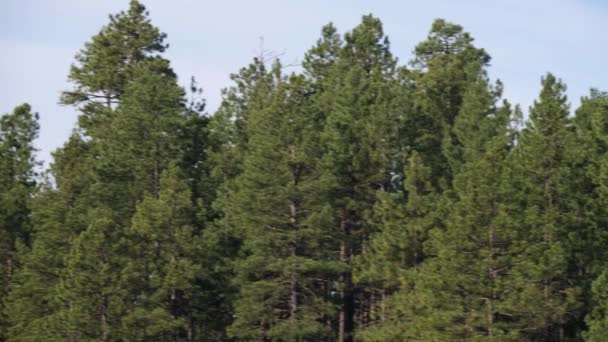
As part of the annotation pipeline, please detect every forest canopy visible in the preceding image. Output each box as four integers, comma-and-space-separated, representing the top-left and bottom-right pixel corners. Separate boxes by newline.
3, 1, 608, 341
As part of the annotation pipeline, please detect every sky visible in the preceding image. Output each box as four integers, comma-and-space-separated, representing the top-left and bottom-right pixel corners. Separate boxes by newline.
2, 0, 608, 167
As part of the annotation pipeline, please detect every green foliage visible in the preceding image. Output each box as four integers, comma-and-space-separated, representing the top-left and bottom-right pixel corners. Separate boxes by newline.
5, 1, 219, 340
585, 270, 608, 341
574, 91, 608, 340
225, 71, 340, 341
506, 74, 581, 340
315, 15, 399, 341
0, 103, 39, 282
0, 103, 39, 339
56, 210, 122, 341
119, 166, 205, 340
409, 18, 491, 190
90, 61, 188, 224
356, 19, 501, 340
6, 6, 608, 342
61, 0, 171, 135
303, 23, 342, 84
356, 151, 438, 289
3, 134, 93, 341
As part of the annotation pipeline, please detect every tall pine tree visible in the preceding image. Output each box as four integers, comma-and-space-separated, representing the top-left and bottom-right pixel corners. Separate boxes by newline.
225, 67, 341, 340
0, 103, 39, 340
317, 15, 398, 341
506, 74, 580, 340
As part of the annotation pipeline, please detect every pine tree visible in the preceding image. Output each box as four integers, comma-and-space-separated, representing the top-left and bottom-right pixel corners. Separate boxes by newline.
585, 267, 608, 341
224, 68, 339, 340
574, 90, 608, 341
61, 0, 171, 136
408, 19, 491, 189
301, 22, 343, 163
359, 79, 519, 341
4, 134, 93, 340
5, 1, 212, 338
315, 15, 398, 341
53, 63, 196, 339
303, 23, 342, 86
54, 208, 121, 341
207, 58, 276, 189
354, 151, 440, 338
354, 19, 494, 339
202, 57, 284, 337
181, 78, 213, 220
46, 87, 211, 339
573, 90, 608, 278
506, 73, 580, 340
91, 60, 188, 222
117, 165, 205, 340
0, 103, 39, 339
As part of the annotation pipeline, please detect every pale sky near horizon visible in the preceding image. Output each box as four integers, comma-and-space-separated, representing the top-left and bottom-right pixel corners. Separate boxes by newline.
2, 0, 608, 167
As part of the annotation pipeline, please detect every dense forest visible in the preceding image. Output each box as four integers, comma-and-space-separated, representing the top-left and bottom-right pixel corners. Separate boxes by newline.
3, 1, 608, 341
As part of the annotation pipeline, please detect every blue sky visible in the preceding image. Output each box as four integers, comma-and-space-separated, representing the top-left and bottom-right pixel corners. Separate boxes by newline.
2, 0, 607, 166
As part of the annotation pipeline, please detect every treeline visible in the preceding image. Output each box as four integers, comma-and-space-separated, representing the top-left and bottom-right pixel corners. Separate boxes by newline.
3, 1, 608, 341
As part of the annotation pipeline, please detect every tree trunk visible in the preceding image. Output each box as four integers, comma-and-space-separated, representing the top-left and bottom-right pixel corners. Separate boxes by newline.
187, 319, 193, 342
369, 289, 376, 325
338, 241, 347, 342
338, 209, 354, 342
381, 289, 386, 323
488, 219, 495, 338
289, 271, 298, 321
101, 295, 110, 341
289, 200, 299, 322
